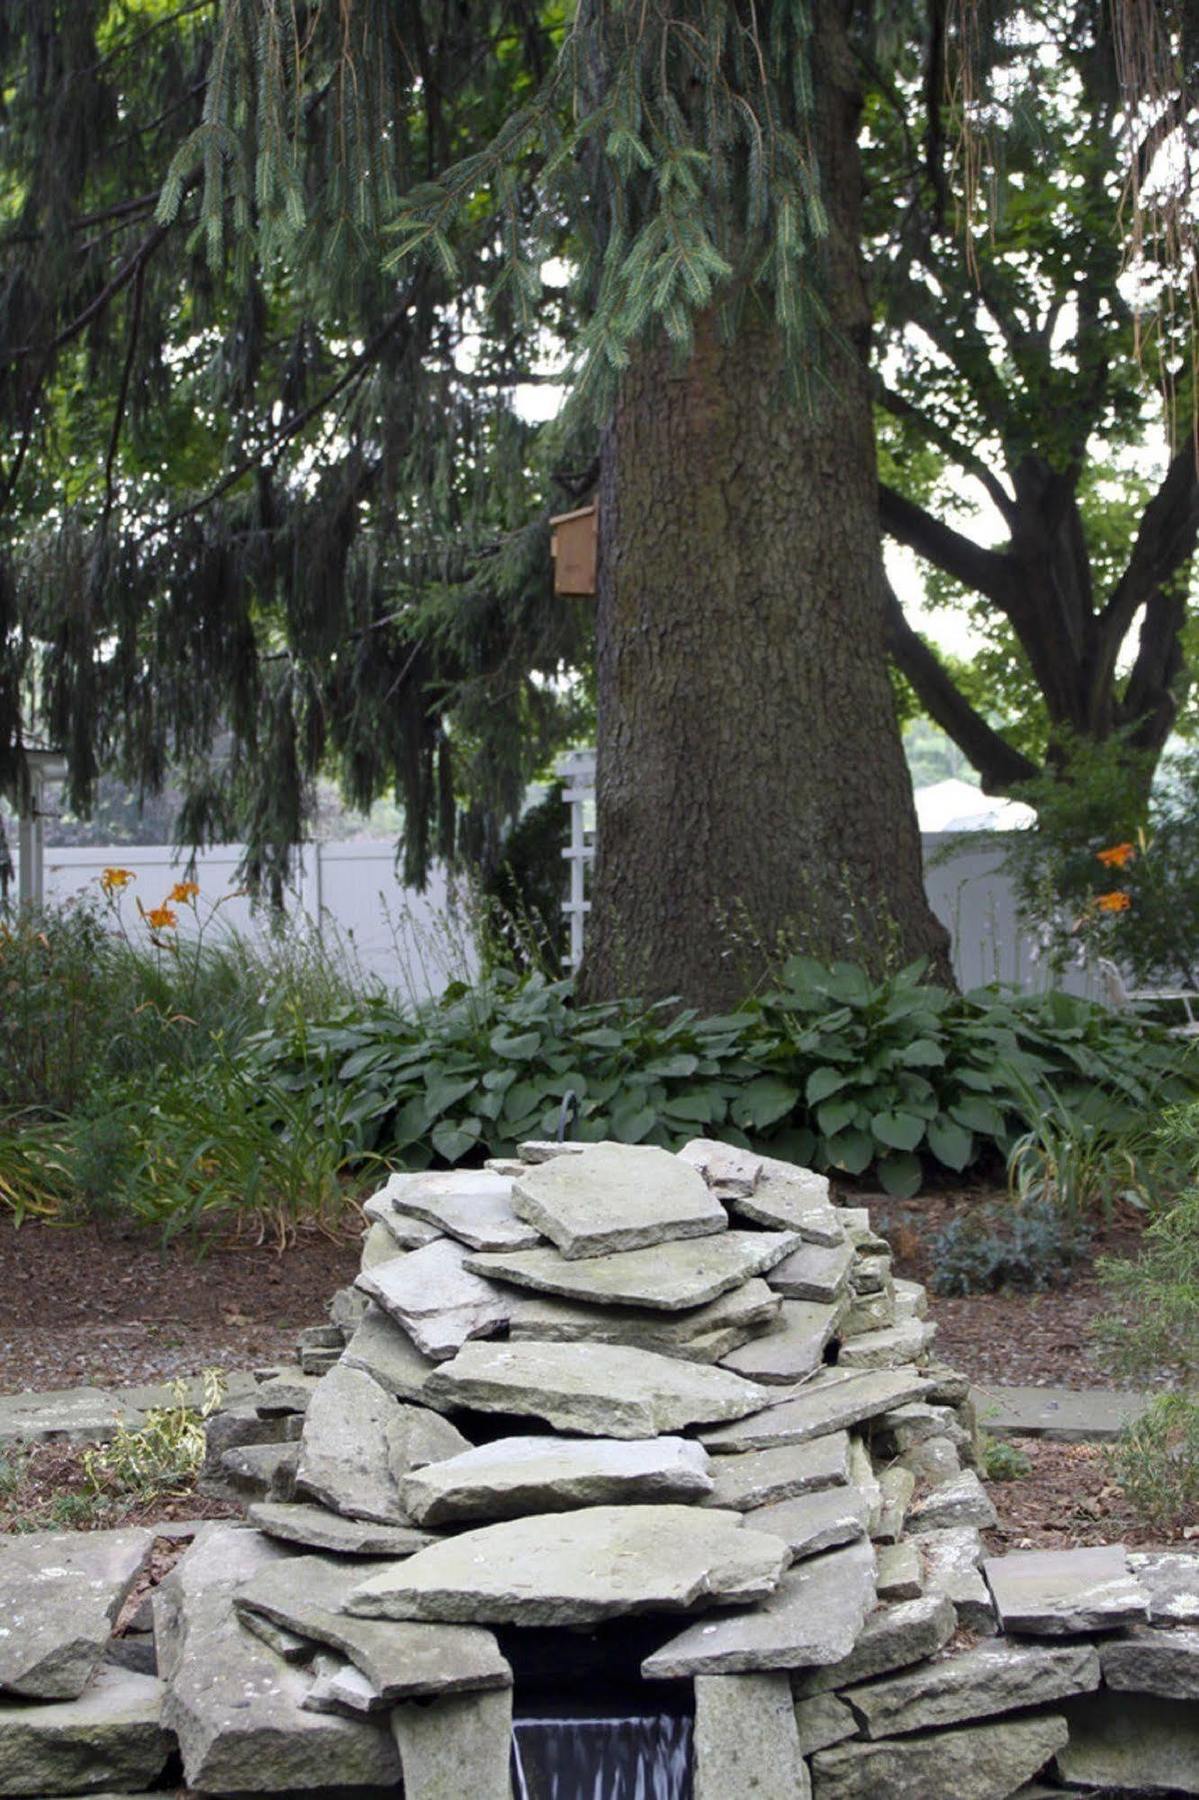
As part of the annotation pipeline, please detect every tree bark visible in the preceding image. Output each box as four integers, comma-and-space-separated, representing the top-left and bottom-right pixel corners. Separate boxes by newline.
577, 2, 952, 1010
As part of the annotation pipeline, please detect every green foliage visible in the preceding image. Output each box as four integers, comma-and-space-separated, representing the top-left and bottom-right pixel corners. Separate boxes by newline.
1006, 740, 1199, 990
245, 955, 1197, 1196
82, 1371, 225, 1504
980, 1436, 1032, 1482
1097, 1104, 1199, 1383
1108, 1393, 1199, 1532
1006, 1082, 1154, 1228
927, 1199, 1090, 1296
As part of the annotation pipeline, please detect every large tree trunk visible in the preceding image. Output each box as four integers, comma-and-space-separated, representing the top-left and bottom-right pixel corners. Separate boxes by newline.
577, 4, 951, 1011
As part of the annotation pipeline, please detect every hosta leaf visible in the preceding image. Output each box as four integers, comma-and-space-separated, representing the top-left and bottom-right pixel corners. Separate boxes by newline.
806, 1066, 851, 1105
927, 1116, 974, 1172
816, 1098, 857, 1138
731, 1076, 799, 1131
431, 1118, 480, 1163
877, 1151, 923, 1198
823, 1126, 874, 1175
871, 1110, 924, 1152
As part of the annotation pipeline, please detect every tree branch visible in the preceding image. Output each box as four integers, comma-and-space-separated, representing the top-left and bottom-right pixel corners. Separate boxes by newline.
879, 482, 1019, 610
1100, 443, 1199, 654
883, 580, 1040, 794
876, 381, 1015, 523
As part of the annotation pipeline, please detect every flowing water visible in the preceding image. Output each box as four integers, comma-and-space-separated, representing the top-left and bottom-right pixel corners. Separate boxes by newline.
511, 1710, 693, 1800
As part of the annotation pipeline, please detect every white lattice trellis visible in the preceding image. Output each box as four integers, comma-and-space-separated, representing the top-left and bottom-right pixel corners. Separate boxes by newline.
557, 748, 596, 970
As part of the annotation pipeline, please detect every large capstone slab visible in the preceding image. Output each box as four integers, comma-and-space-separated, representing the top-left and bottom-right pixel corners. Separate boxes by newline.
511, 1141, 728, 1257
0, 1527, 150, 1700
423, 1340, 775, 1438
400, 1434, 714, 1525
464, 1228, 799, 1312
345, 1504, 789, 1627
234, 1553, 512, 1701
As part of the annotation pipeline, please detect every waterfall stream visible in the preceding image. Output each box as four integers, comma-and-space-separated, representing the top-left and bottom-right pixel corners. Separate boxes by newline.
511, 1710, 693, 1800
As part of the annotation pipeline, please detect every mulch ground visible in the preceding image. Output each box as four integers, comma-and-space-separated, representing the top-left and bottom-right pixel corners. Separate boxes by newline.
0, 1217, 362, 1393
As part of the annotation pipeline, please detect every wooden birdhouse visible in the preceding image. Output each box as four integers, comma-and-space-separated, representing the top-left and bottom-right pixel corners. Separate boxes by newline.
550, 502, 597, 597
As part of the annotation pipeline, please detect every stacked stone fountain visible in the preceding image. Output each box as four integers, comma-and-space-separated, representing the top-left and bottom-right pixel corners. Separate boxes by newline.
1, 1137, 1196, 1798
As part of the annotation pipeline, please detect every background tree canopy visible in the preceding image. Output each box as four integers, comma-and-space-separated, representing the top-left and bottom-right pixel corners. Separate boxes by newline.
1, 1, 1197, 906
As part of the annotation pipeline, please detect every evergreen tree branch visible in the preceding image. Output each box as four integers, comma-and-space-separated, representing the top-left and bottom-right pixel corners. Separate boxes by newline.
102, 256, 148, 527
883, 579, 1040, 793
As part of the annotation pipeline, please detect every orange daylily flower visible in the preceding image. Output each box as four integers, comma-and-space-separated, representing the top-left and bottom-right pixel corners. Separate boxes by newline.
1096, 891, 1132, 913
144, 905, 178, 930
100, 867, 135, 894
1096, 843, 1135, 869
168, 881, 200, 904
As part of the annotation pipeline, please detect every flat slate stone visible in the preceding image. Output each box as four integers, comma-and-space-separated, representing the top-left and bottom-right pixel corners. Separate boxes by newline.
732, 1174, 839, 1240
911, 1527, 994, 1634
905, 1468, 997, 1532
507, 1278, 781, 1363
741, 1485, 871, 1562
767, 1240, 854, 1304
349, 1505, 788, 1628
0, 1527, 150, 1700
1102, 1628, 1199, 1700
0, 1666, 171, 1798
1056, 1691, 1199, 1795
794, 1690, 857, 1755
296, 1362, 470, 1525
363, 1197, 442, 1248
384, 1170, 543, 1251
248, 1501, 435, 1558
842, 1640, 1100, 1738
699, 1366, 931, 1454
303, 1652, 386, 1716
641, 1538, 876, 1678
793, 1595, 957, 1698
811, 1713, 1070, 1800
875, 1541, 923, 1602
423, 1341, 774, 1439
401, 1434, 713, 1526
155, 1522, 400, 1795
874, 1463, 916, 1544
693, 1672, 810, 1800
391, 1687, 514, 1800
720, 1299, 843, 1385
1128, 1550, 1199, 1625
511, 1142, 728, 1259
973, 1383, 1153, 1443
465, 1230, 798, 1313
678, 1138, 765, 1197
983, 1544, 1149, 1636
705, 1434, 852, 1512
342, 1304, 447, 1409
838, 1319, 936, 1372
236, 1553, 511, 1701
357, 1238, 512, 1360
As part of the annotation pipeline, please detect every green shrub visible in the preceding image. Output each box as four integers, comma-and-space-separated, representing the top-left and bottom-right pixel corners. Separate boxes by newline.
245, 956, 1196, 1197
928, 1198, 1090, 1295
1108, 1393, 1199, 1530
980, 1437, 1032, 1481
1097, 1104, 1199, 1382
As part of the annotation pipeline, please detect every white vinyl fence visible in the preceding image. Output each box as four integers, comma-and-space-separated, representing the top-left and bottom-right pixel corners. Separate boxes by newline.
10, 803, 1099, 1005
14, 840, 478, 1004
